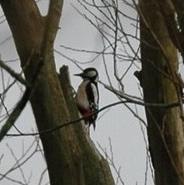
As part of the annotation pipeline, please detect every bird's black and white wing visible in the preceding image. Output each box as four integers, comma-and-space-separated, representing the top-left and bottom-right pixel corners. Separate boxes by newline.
85, 82, 99, 128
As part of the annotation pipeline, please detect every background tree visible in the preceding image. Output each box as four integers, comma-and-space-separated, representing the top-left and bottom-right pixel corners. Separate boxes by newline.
139, 0, 184, 184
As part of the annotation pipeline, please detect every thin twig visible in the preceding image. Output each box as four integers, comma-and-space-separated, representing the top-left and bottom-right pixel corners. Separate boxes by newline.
6, 98, 180, 137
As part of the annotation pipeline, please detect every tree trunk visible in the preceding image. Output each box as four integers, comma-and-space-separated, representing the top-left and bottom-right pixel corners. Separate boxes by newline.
0, 1, 115, 185
139, 1, 184, 185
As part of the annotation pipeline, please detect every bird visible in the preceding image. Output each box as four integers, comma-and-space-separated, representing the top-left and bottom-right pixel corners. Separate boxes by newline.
75, 68, 99, 129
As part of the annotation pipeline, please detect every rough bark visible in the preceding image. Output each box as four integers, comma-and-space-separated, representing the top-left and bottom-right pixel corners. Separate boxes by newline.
139, 1, 184, 185
0, 1, 115, 185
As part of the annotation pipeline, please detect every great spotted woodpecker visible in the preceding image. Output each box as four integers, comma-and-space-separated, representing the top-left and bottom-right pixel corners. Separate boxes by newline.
75, 68, 99, 129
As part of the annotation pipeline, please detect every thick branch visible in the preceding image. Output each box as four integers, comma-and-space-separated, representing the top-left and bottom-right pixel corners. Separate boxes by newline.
0, 88, 30, 141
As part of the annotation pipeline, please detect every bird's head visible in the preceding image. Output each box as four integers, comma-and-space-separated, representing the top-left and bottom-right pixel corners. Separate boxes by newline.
75, 68, 99, 82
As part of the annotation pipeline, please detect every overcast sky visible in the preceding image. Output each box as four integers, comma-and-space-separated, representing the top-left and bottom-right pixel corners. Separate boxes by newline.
0, 1, 155, 185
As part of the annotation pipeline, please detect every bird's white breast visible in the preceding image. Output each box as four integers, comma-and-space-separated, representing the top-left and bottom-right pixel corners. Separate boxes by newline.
76, 80, 90, 109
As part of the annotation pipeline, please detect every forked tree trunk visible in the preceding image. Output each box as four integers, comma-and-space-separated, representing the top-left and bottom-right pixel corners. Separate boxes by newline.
139, 1, 184, 185
0, 1, 115, 185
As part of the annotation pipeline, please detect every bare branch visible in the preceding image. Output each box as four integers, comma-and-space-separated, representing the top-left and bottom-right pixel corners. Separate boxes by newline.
0, 60, 28, 86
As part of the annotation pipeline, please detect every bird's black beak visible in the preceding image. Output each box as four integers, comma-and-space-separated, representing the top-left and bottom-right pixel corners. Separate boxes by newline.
74, 73, 83, 77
